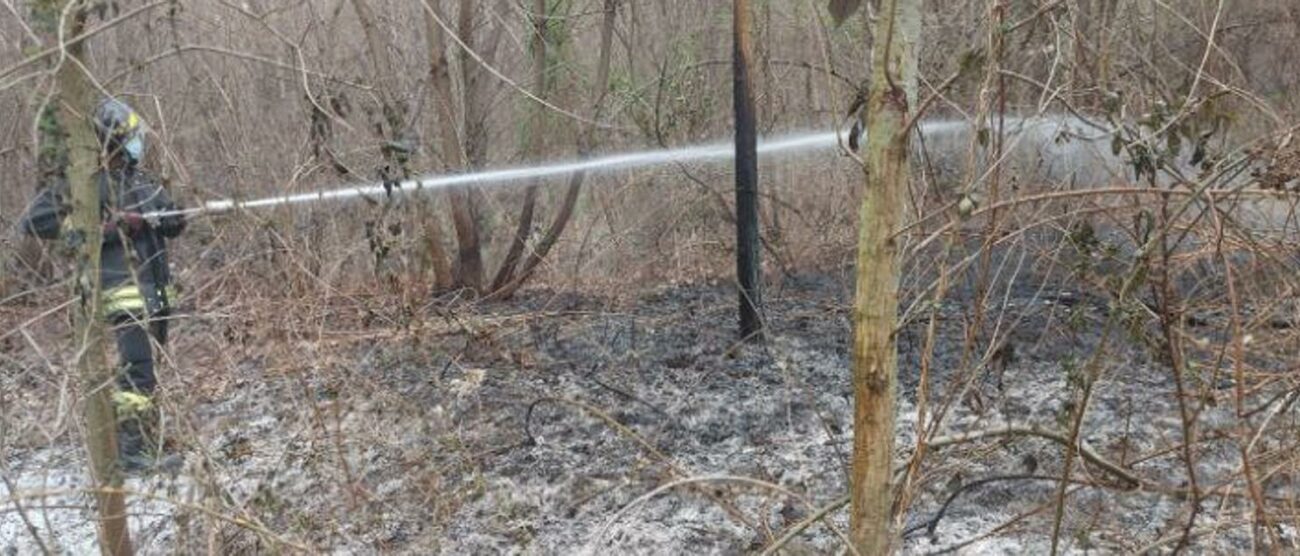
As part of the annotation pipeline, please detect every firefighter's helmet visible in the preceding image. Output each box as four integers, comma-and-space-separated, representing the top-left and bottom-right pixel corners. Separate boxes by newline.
92, 97, 146, 162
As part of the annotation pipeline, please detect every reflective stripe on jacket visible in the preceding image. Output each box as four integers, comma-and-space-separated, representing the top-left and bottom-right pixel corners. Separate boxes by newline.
103, 284, 181, 316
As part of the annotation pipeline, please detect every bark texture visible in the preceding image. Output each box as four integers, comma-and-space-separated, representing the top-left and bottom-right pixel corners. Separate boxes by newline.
51, 1, 134, 553
733, 0, 763, 340
849, 0, 923, 551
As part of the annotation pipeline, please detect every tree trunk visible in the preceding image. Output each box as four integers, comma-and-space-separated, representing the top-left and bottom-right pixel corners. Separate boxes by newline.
485, 0, 619, 301
351, 0, 403, 134
54, 2, 133, 554
849, 0, 923, 551
416, 2, 457, 293
423, 0, 484, 291
419, 202, 455, 293
491, 0, 549, 291
458, 0, 504, 170
733, 0, 763, 341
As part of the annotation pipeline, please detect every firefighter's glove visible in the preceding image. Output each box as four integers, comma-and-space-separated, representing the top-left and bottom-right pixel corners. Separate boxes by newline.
103, 211, 146, 238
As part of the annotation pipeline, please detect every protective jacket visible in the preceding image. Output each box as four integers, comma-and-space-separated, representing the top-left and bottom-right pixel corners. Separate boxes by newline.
20, 165, 186, 316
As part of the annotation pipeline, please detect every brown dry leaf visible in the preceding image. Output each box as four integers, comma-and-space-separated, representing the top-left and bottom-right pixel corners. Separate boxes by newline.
1259, 147, 1300, 190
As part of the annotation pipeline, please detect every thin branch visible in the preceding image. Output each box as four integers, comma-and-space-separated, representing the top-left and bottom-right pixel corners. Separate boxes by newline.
104, 44, 372, 90
927, 424, 1142, 488
0, 1, 168, 83
417, 0, 627, 132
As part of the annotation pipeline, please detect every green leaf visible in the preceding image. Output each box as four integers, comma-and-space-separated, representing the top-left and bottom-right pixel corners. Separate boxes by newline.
828, 0, 862, 27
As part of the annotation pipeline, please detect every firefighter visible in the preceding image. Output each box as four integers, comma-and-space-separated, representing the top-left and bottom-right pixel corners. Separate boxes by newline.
20, 97, 186, 473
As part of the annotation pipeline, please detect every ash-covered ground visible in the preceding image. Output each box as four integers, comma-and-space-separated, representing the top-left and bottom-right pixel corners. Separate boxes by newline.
3, 262, 1294, 554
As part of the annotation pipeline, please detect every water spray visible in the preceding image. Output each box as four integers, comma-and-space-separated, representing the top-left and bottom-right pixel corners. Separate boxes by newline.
143, 115, 1118, 220
144, 131, 842, 220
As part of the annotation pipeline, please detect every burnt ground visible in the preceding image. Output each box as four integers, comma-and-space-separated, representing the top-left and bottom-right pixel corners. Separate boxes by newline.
2, 257, 1296, 554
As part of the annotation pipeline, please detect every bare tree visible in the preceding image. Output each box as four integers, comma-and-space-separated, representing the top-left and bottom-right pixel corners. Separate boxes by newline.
733, 0, 763, 341
49, 1, 133, 553
487, 0, 621, 300
424, 0, 485, 292
492, 0, 551, 292
847, 0, 923, 551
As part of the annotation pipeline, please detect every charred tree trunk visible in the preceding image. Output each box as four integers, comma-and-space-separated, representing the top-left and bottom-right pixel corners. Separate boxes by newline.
733, 0, 763, 341
849, 0, 923, 551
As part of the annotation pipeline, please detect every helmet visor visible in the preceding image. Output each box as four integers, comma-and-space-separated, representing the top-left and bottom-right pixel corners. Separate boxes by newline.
123, 133, 146, 162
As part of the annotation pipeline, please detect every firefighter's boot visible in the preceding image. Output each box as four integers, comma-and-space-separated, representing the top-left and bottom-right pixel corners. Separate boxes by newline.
113, 391, 182, 475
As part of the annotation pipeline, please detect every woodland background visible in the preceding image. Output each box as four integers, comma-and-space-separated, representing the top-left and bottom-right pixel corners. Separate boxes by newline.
3, 0, 1300, 553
